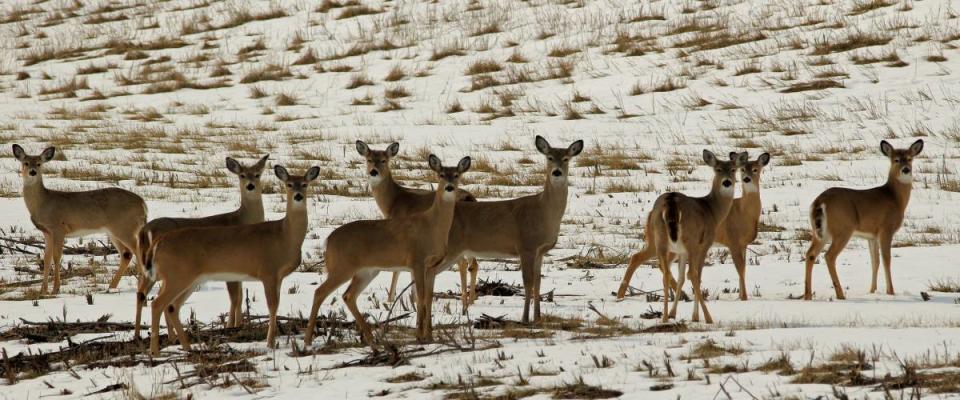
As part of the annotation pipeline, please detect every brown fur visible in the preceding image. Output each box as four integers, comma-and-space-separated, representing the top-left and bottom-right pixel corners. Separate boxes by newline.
146, 165, 318, 356
12, 144, 147, 295
133, 155, 268, 340
803, 139, 923, 300
304, 155, 471, 346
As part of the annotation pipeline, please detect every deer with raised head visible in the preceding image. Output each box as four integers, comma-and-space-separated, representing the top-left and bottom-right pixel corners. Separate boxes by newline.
356, 140, 480, 312
641, 151, 745, 323
12, 144, 147, 295
617, 152, 770, 302
803, 139, 923, 300
304, 155, 471, 346
431, 136, 583, 324
144, 165, 319, 356
133, 155, 269, 339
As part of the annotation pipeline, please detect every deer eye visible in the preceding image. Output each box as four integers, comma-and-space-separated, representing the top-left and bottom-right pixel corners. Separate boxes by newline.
287, 183, 293, 188
254, 174, 260, 178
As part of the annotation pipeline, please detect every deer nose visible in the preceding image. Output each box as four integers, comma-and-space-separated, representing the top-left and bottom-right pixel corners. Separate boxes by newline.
722, 179, 732, 187
369, 169, 379, 177
901, 167, 911, 174
743, 177, 752, 183
246, 183, 255, 191
294, 193, 304, 201
552, 170, 562, 177
444, 185, 455, 192
28, 170, 36, 176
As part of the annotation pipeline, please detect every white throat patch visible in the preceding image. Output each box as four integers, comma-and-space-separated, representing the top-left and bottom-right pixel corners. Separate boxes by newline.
897, 173, 912, 184
369, 175, 383, 187
741, 181, 758, 193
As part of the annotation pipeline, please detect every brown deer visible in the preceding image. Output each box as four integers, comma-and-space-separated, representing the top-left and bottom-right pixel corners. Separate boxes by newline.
133, 155, 269, 339
12, 144, 147, 295
144, 165, 319, 356
803, 139, 923, 300
356, 140, 480, 312
304, 155, 471, 346
640, 151, 745, 323
617, 152, 770, 302
431, 136, 583, 324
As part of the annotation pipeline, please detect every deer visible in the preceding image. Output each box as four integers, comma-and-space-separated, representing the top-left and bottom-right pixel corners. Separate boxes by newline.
132, 155, 269, 340
803, 139, 923, 301
430, 136, 584, 324
636, 151, 746, 323
617, 152, 770, 302
143, 164, 319, 356
355, 140, 480, 312
303, 155, 471, 346
12, 144, 147, 295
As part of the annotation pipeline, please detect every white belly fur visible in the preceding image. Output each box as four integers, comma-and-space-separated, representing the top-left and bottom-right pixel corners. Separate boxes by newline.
852, 230, 876, 240
67, 228, 108, 238
202, 272, 259, 282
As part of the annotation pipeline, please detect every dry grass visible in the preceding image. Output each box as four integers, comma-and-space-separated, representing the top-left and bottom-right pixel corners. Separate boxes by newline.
781, 79, 845, 93
464, 59, 503, 75
345, 73, 373, 89
240, 64, 292, 84
812, 31, 893, 55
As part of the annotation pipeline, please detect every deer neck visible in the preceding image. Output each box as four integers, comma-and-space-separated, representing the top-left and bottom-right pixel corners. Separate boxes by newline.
541, 175, 569, 221
428, 187, 457, 245
238, 187, 265, 223
371, 170, 401, 215
21, 174, 48, 215
738, 186, 762, 218
885, 170, 913, 209
281, 195, 309, 250
705, 181, 736, 223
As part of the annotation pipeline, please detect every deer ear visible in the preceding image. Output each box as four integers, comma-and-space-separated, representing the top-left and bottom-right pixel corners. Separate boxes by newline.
274, 165, 290, 181
535, 135, 550, 155
305, 166, 321, 182
702, 149, 718, 167
457, 156, 471, 173
736, 151, 749, 167
225, 157, 242, 174
729, 152, 740, 161
387, 142, 400, 157
355, 140, 369, 156
12, 144, 25, 161
40, 147, 56, 162
909, 139, 924, 156
255, 154, 270, 169
428, 154, 442, 172
880, 140, 893, 157
567, 140, 584, 157
758, 152, 771, 166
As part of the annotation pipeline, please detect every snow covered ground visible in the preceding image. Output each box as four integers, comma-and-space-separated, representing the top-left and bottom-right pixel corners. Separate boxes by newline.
0, 0, 959, 398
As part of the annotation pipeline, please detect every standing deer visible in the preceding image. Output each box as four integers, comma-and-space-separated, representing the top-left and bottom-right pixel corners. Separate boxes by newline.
12, 144, 147, 295
640, 151, 745, 323
133, 155, 269, 339
617, 152, 770, 302
304, 155, 471, 346
803, 139, 923, 300
144, 165, 319, 356
355, 140, 480, 312
432, 136, 584, 324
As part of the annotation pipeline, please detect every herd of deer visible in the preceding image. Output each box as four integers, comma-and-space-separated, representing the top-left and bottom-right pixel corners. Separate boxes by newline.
9, 137, 924, 355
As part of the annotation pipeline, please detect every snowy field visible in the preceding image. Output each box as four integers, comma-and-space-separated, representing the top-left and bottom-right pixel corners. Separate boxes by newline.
0, 0, 959, 398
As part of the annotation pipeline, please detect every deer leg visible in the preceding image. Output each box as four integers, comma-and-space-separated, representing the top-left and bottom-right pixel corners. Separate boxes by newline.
226, 281, 243, 328
49, 234, 65, 295
39, 232, 55, 295
458, 258, 470, 315
107, 237, 134, 290
150, 279, 193, 357
343, 271, 377, 346
263, 278, 282, 349
690, 255, 713, 324
134, 277, 157, 340
868, 239, 880, 294
167, 290, 193, 350
519, 252, 536, 324
730, 246, 748, 301
304, 272, 352, 345
420, 268, 438, 343
386, 272, 401, 303
469, 258, 479, 303
804, 235, 826, 300
879, 232, 895, 295
657, 249, 673, 323
824, 232, 852, 300
617, 246, 654, 300
532, 252, 545, 322
670, 254, 686, 320
412, 264, 431, 342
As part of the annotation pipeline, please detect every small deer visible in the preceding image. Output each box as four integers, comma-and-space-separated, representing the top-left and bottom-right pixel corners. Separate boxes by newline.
643, 151, 745, 323
432, 136, 583, 324
133, 155, 269, 339
144, 165, 319, 356
304, 155, 470, 346
618, 152, 770, 302
356, 140, 480, 312
803, 139, 923, 300
12, 144, 147, 295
